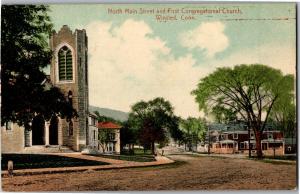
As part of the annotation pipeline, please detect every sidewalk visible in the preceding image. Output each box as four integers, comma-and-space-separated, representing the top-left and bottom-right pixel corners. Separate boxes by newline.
158, 145, 296, 164
173, 150, 296, 164
1, 153, 174, 176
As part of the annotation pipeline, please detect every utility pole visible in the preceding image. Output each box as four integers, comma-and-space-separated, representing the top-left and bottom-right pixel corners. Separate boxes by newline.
208, 125, 210, 155
273, 136, 276, 159
248, 125, 251, 158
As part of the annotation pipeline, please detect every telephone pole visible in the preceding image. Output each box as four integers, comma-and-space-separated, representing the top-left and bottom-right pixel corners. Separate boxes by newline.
208, 125, 210, 155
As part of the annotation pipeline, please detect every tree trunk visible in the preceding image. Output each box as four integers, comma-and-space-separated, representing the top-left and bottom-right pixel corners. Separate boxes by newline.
151, 141, 155, 155
255, 130, 263, 158
132, 144, 135, 155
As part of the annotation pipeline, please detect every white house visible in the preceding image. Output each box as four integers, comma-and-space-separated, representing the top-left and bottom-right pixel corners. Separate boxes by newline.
98, 122, 121, 154
88, 113, 98, 149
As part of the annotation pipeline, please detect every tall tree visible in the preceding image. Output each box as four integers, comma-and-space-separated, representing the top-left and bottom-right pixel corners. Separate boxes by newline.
179, 117, 207, 151
120, 121, 138, 154
211, 105, 237, 124
128, 97, 176, 155
270, 96, 296, 139
168, 116, 184, 146
192, 64, 294, 158
1, 5, 76, 129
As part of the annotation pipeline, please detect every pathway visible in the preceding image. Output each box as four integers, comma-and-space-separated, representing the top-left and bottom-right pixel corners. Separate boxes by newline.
2, 153, 174, 176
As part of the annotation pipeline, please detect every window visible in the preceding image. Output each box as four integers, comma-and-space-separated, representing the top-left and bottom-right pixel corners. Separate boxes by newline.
251, 143, 256, 149
240, 142, 244, 149
268, 133, 273, 139
69, 120, 73, 136
250, 132, 254, 139
2, 122, 12, 131
108, 133, 115, 141
233, 133, 238, 139
93, 130, 96, 141
90, 117, 96, 126
220, 134, 229, 140
262, 143, 268, 150
58, 46, 73, 81
92, 117, 96, 126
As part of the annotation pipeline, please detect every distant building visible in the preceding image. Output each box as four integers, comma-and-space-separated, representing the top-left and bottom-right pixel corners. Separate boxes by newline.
284, 137, 297, 154
88, 113, 98, 149
207, 123, 285, 156
97, 122, 121, 154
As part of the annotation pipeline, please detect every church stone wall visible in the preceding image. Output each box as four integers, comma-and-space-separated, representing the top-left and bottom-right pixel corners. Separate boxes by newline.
1, 124, 25, 153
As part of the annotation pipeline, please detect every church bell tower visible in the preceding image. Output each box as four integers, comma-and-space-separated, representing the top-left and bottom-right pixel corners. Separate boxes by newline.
49, 25, 89, 151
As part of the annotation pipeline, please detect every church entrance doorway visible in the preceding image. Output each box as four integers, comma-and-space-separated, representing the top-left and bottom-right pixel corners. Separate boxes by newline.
32, 115, 45, 145
49, 116, 59, 145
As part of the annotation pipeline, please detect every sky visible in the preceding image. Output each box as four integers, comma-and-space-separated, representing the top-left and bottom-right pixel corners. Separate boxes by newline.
48, 3, 296, 118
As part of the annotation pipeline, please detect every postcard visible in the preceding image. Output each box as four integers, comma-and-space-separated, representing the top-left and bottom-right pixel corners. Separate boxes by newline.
1, 2, 297, 191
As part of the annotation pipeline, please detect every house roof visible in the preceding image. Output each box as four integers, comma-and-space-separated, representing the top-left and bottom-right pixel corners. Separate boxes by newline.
98, 121, 122, 129
89, 112, 98, 118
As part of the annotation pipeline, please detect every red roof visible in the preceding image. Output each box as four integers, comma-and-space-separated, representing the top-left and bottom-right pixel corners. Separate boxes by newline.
98, 122, 122, 129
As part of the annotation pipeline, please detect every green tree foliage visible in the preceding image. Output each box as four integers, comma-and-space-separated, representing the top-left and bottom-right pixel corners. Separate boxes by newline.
168, 116, 184, 145
120, 121, 138, 154
1, 5, 76, 128
128, 97, 176, 155
270, 97, 296, 138
93, 111, 121, 124
211, 105, 237, 124
192, 64, 294, 158
98, 128, 109, 153
179, 117, 207, 151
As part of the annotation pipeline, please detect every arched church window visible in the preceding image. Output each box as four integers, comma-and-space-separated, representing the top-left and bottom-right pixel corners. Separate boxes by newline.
58, 46, 73, 81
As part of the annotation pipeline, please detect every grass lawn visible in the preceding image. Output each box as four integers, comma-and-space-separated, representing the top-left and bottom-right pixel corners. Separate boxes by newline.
86, 147, 156, 162
121, 148, 153, 156
86, 153, 156, 162
263, 155, 297, 161
131, 148, 153, 155
1, 154, 109, 170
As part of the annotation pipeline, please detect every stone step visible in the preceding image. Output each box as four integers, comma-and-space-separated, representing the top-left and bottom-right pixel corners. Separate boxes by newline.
23, 145, 75, 153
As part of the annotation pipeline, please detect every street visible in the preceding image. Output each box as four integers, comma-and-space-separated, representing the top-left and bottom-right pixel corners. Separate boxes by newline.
2, 152, 296, 191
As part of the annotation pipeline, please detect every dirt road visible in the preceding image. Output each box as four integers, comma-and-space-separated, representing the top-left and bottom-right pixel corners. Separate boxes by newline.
2, 154, 296, 191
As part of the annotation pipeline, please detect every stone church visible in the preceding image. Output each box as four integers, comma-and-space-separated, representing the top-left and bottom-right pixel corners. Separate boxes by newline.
1, 25, 89, 152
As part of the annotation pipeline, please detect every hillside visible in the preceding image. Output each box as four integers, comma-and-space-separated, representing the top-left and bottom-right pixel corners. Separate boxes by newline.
89, 105, 129, 122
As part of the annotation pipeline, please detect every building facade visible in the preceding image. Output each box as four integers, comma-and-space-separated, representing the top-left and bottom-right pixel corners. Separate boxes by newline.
88, 113, 98, 149
1, 25, 89, 152
97, 122, 121, 154
208, 123, 285, 156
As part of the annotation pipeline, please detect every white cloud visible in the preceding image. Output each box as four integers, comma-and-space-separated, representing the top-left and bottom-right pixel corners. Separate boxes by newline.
179, 21, 229, 58
86, 20, 206, 118
207, 43, 296, 75
86, 19, 295, 119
